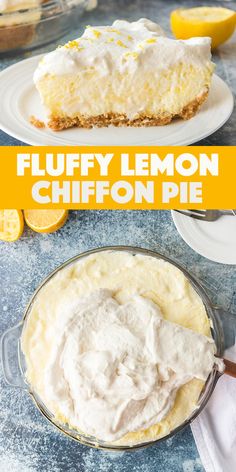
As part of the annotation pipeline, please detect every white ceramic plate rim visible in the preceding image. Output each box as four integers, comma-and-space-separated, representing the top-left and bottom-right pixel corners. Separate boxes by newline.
0, 53, 234, 146
171, 210, 236, 265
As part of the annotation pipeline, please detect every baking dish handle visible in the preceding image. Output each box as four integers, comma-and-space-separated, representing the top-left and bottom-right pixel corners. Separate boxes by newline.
1, 322, 27, 389
213, 307, 236, 378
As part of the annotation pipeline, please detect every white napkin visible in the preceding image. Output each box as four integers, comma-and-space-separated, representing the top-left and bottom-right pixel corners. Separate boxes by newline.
191, 342, 236, 472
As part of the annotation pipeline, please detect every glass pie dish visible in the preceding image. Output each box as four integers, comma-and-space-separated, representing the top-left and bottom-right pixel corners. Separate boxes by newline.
0, 0, 92, 55
1, 246, 236, 451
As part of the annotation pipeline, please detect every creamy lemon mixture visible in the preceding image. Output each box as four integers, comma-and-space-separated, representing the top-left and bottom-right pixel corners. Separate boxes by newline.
22, 251, 221, 445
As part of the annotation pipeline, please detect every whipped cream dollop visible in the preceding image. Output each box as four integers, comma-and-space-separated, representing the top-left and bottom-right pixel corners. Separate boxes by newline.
44, 289, 222, 442
34, 18, 213, 83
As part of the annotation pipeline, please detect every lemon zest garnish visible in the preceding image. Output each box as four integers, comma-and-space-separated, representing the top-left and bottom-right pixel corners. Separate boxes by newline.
65, 40, 78, 48
106, 37, 115, 43
107, 28, 121, 34
146, 38, 157, 44
92, 29, 102, 38
127, 35, 133, 41
116, 39, 128, 48
64, 40, 84, 51
124, 51, 139, 60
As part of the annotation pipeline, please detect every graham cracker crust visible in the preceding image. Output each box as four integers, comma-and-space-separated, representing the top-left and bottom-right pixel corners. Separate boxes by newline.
30, 115, 45, 128
45, 89, 208, 131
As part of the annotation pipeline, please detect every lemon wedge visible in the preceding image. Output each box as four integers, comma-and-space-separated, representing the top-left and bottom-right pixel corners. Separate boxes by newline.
171, 7, 236, 49
0, 210, 24, 242
24, 210, 68, 233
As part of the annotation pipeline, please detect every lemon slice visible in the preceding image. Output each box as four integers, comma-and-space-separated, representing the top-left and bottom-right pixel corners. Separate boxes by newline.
24, 210, 68, 233
171, 7, 236, 49
0, 210, 24, 242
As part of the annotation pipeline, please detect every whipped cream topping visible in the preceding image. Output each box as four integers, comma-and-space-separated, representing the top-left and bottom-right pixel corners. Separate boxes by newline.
43, 289, 222, 442
34, 18, 213, 83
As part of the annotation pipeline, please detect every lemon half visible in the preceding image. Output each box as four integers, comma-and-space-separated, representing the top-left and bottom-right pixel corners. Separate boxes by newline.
171, 7, 236, 49
24, 210, 68, 233
0, 210, 24, 242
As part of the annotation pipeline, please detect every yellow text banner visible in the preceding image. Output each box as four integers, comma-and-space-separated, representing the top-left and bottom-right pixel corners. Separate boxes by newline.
0, 146, 235, 209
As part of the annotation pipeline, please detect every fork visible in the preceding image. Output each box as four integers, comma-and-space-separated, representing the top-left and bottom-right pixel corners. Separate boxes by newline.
174, 210, 236, 221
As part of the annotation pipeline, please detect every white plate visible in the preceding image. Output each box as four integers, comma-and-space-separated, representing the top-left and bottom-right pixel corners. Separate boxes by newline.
172, 210, 236, 265
0, 54, 234, 146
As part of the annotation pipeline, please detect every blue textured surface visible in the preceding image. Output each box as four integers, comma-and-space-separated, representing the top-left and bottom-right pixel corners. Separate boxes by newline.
0, 0, 235, 145
0, 210, 236, 471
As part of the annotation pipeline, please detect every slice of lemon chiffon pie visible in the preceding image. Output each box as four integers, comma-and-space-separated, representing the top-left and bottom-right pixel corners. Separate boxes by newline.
33, 18, 214, 131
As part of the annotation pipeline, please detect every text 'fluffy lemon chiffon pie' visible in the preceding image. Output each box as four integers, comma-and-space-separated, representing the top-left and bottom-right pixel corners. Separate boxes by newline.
33, 18, 215, 130
22, 250, 223, 446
